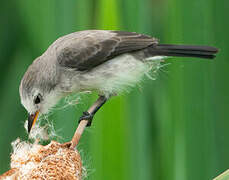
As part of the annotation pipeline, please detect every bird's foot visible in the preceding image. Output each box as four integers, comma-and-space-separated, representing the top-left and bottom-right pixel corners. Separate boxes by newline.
78, 111, 94, 127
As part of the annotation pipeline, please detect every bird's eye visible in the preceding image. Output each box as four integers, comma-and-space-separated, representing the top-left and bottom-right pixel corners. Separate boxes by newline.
34, 94, 42, 104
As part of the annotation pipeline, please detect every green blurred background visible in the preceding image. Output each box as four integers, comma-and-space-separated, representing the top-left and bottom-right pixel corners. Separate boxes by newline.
0, 0, 228, 179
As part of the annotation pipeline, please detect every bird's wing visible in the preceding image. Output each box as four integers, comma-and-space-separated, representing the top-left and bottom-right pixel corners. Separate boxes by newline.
55, 30, 158, 71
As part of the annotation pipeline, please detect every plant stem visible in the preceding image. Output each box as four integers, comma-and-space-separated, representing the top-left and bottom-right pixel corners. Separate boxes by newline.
70, 96, 106, 148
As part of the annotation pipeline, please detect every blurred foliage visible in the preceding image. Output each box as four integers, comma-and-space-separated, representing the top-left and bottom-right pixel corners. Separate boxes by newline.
0, 0, 228, 179
214, 169, 229, 180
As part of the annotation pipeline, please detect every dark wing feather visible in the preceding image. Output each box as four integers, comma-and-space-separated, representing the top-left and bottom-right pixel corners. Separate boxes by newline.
56, 30, 158, 71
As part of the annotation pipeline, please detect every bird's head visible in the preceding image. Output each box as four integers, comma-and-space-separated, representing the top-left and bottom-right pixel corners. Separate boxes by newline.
19, 58, 61, 133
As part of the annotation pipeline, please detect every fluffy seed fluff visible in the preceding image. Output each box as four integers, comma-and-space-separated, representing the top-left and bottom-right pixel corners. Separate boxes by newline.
0, 116, 85, 180
0, 140, 82, 180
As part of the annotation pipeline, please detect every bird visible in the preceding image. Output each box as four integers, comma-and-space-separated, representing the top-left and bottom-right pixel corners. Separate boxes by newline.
19, 30, 218, 133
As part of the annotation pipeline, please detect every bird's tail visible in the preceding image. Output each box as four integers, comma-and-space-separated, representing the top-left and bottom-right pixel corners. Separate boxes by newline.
146, 44, 218, 59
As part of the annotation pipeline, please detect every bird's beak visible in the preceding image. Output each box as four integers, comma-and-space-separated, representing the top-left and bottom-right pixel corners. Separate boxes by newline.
28, 111, 39, 133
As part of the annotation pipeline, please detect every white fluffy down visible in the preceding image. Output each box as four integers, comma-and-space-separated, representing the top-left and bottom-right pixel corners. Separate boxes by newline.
76, 54, 164, 96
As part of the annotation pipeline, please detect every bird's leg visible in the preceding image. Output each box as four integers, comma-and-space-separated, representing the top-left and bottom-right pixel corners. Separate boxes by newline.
70, 95, 109, 149
78, 95, 108, 127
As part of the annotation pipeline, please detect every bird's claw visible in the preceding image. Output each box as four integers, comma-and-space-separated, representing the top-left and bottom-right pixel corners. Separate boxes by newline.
78, 111, 94, 127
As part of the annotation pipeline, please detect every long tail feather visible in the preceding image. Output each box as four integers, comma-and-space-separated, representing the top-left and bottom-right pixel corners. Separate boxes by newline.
147, 44, 219, 59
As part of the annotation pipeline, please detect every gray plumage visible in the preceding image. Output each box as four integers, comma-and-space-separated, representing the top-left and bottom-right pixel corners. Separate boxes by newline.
56, 30, 158, 70
19, 30, 218, 132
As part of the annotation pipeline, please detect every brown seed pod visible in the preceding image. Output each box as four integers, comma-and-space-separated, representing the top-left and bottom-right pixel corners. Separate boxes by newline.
0, 141, 82, 180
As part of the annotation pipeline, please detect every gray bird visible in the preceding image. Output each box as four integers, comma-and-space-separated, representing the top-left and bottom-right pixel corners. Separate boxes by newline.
19, 30, 218, 133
